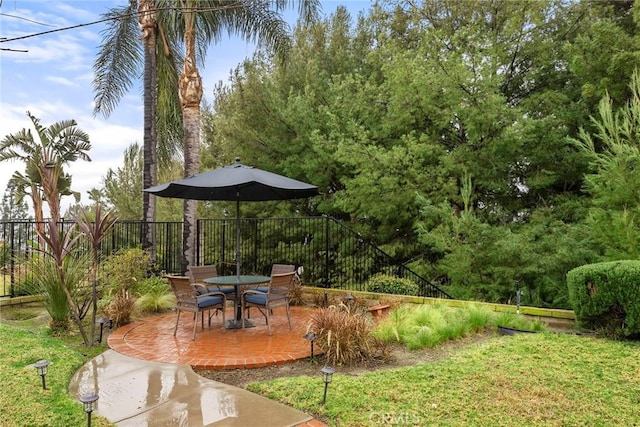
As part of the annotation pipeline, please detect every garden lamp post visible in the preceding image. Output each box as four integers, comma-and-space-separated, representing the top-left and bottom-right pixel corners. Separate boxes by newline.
79, 393, 99, 427
321, 365, 335, 404
344, 293, 354, 306
33, 359, 50, 390
303, 332, 316, 363
96, 317, 112, 343
516, 280, 522, 314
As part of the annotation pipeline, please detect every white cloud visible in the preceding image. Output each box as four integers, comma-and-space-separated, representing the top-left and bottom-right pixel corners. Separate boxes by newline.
45, 76, 75, 86
0, 0, 372, 218
0, 99, 141, 215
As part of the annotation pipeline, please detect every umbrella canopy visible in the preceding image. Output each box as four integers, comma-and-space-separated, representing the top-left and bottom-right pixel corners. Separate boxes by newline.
144, 158, 319, 276
144, 158, 319, 201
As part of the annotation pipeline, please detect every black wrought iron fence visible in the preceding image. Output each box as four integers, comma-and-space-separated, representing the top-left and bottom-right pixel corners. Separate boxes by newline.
0, 217, 450, 299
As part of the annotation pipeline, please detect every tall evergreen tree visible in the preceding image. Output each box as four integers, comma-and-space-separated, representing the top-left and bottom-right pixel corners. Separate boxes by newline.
0, 181, 30, 222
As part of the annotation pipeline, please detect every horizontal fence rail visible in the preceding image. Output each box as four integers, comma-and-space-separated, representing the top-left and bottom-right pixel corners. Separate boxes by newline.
0, 217, 450, 299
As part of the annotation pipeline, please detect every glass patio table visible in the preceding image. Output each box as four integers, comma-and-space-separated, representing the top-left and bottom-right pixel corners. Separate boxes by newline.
203, 275, 270, 329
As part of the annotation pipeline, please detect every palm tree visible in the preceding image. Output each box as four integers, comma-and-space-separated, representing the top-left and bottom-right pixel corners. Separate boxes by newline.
0, 112, 91, 231
94, 1, 320, 272
94, 0, 183, 261
169, 0, 321, 272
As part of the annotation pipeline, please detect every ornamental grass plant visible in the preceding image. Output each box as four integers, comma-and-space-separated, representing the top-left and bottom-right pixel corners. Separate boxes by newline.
306, 302, 387, 365
373, 303, 546, 350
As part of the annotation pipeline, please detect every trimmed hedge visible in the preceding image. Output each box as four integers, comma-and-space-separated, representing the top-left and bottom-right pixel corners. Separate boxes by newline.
366, 274, 419, 296
567, 260, 640, 337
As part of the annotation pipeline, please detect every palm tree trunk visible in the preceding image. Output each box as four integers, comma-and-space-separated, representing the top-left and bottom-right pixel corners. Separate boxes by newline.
31, 185, 46, 245
179, 6, 202, 273
40, 163, 61, 225
140, 0, 158, 263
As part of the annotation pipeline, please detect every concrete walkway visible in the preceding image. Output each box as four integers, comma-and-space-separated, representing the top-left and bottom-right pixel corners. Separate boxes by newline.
69, 350, 318, 427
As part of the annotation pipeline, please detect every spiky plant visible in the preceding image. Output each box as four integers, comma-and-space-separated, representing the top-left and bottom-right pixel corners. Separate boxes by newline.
307, 303, 380, 366
73, 205, 117, 346
134, 276, 176, 314
25, 251, 90, 334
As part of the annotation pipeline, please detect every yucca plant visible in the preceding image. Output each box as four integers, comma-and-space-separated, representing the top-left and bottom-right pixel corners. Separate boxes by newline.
73, 205, 117, 346
24, 254, 68, 332
35, 218, 90, 344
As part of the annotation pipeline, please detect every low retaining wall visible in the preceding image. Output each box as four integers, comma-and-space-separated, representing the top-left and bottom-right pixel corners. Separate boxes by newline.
0, 295, 43, 307
304, 287, 575, 322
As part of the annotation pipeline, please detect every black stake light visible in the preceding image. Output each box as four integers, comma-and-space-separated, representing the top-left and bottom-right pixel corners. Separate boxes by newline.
303, 332, 316, 363
321, 365, 336, 404
33, 359, 50, 390
79, 393, 99, 427
344, 293, 354, 307
96, 317, 107, 343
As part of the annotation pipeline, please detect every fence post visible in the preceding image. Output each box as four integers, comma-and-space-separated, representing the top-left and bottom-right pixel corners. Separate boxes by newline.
221, 217, 227, 267
324, 215, 330, 289
253, 219, 259, 273
9, 223, 15, 297
196, 219, 201, 266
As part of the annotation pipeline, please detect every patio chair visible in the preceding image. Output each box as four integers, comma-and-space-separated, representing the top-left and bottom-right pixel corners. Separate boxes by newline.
254, 264, 296, 293
188, 264, 235, 296
166, 275, 226, 340
241, 271, 295, 335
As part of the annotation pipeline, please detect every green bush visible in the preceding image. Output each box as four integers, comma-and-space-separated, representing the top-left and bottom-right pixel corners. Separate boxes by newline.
366, 274, 419, 296
24, 252, 91, 333
134, 276, 176, 314
100, 247, 153, 292
567, 260, 640, 337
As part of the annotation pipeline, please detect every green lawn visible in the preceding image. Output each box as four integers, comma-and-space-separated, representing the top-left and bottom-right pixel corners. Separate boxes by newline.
0, 314, 112, 426
249, 332, 640, 426
2, 302, 638, 427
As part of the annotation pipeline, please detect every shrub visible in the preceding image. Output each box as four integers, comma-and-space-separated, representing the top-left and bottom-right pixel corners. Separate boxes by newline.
24, 253, 91, 333
103, 289, 136, 327
288, 278, 305, 306
100, 247, 153, 292
307, 303, 384, 365
134, 276, 176, 314
567, 260, 640, 337
366, 274, 419, 296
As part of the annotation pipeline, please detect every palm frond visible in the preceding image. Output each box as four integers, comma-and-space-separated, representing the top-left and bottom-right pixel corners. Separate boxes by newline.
93, 4, 144, 117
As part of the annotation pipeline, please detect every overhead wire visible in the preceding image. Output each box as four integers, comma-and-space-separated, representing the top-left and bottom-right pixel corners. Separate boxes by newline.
0, 3, 244, 45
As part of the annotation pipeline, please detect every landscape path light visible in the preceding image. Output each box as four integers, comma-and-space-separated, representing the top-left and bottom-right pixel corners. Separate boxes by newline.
344, 293, 354, 306
321, 365, 336, 404
303, 332, 316, 363
96, 317, 112, 343
33, 359, 50, 390
79, 393, 99, 427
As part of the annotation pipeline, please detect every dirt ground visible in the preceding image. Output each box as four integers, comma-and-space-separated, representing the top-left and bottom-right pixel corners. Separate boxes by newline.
197, 331, 496, 388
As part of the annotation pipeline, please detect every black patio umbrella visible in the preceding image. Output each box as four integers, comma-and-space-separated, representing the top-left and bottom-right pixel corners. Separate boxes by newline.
144, 158, 319, 276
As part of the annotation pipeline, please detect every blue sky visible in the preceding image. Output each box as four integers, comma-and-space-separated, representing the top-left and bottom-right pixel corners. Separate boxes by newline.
0, 0, 372, 215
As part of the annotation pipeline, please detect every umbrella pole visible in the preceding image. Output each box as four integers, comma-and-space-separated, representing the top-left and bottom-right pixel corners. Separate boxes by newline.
236, 197, 241, 277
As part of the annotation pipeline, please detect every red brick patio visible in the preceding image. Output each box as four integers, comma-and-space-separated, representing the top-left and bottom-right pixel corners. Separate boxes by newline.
107, 305, 315, 370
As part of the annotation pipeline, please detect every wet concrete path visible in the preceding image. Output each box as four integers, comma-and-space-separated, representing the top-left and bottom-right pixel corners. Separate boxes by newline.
69, 350, 314, 426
